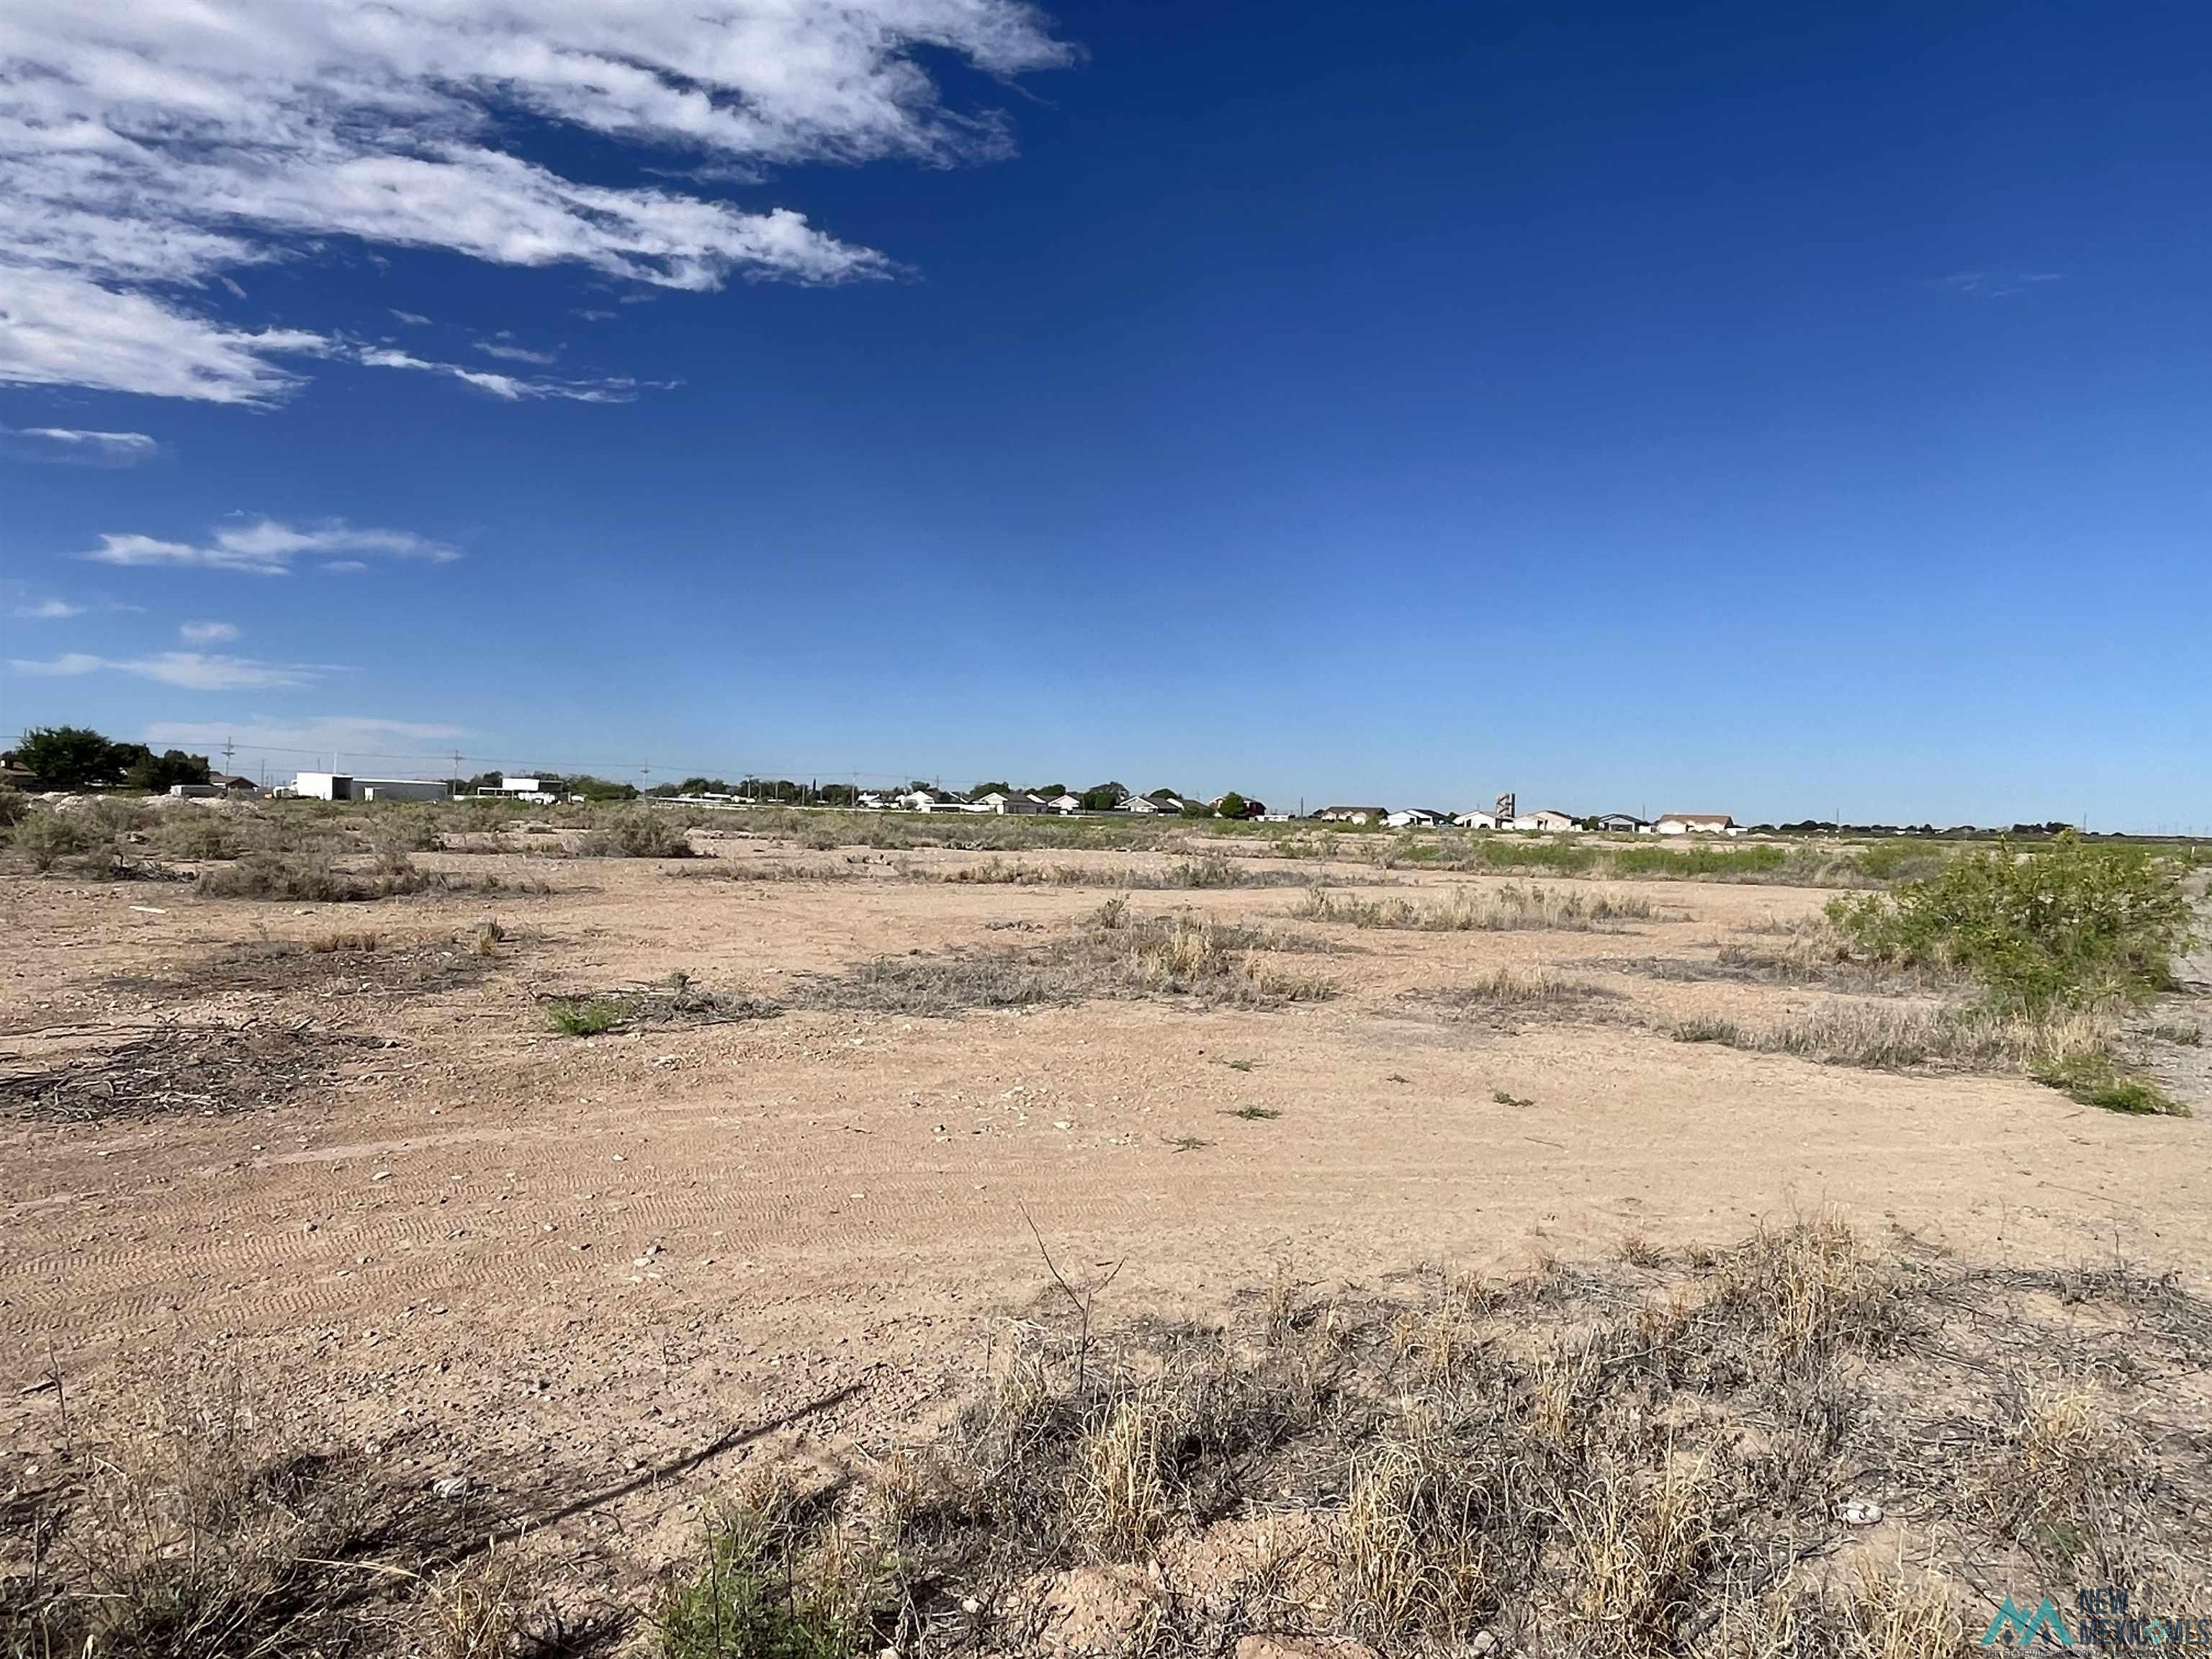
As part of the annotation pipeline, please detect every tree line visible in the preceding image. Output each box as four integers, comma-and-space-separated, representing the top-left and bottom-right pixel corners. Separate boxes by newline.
6, 726, 215, 793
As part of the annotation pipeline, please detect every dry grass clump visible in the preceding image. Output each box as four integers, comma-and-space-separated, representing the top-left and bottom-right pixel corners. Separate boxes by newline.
792, 903, 1336, 1017
199, 848, 433, 902
572, 809, 696, 859
1557, 1446, 1716, 1658
1407, 967, 1620, 1025
1, 1372, 511, 1657
16, 1224, 2208, 1657
670, 858, 856, 882
1300, 882, 1655, 932
1706, 1215, 1906, 1372
931, 853, 1318, 889
1670, 999, 2116, 1075
539, 971, 779, 1035
305, 927, 379, 954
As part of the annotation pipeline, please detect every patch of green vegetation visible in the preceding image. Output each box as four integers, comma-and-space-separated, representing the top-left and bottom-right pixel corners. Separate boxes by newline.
543, 996, 626, 1036
1609, 842, 1789, 878
1827, 832, 2193, 1013
2031, 1051, 2187, 1118
656, 1486, 892, 1659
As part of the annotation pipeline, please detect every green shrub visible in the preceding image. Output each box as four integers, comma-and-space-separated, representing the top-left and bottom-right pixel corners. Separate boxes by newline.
153, 811, 241, 860
544, 997, 626, 1036
12, 808, 104, 872
1610, 842, 1788, 878
655, 1485, 892, 1659
2031, 1051, 2186, 1117
1827, 833, 2193, 1012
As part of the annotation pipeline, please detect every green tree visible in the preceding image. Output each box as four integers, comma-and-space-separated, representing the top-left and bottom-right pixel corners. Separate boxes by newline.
124, 747, 212, 793
15, 726, 125, 790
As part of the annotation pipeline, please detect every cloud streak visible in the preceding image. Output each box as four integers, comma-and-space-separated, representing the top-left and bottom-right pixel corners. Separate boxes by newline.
80, 517, 460, 575
9, 649, 328, 690
0, 423, 160, 464
0, 0, 1072, 402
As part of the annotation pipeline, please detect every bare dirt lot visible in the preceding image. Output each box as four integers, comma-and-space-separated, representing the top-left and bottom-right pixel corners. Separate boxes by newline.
4, 816, 2208, 1651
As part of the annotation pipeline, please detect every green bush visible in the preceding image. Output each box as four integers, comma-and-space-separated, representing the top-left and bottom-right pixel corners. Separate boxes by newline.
655, 1485, 893, 1659
11, 809, 104, 872
2031, 1050, 2185, 1117
1827, 833, 2193, 1012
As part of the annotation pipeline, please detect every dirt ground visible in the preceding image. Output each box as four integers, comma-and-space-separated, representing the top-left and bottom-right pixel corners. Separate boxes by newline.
4, 829, 2206, 1611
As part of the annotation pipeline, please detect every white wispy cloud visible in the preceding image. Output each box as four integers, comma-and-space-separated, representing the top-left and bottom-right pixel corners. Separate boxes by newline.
1941, 271, 2064, 299
9, 649, 325, 690
349, 345, 642, 403
0, 1, 1072, 403
80, 517, 460, 575
179, 619, 240, 644
0, 423, 160, 464
472, 339, 559, 366
12, 597, 86, 619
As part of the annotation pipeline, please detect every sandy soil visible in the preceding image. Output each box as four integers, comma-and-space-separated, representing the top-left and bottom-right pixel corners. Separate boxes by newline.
4, 835, 2206, 1589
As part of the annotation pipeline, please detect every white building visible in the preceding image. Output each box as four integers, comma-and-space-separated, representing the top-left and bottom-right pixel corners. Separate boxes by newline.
1654, 813, 1737, 836
292, 772, 450, 803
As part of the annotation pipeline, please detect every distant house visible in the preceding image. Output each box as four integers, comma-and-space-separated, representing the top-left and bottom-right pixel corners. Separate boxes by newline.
1118, 791, 1195, 815
1385, 808, 1449, 829
974, 791, 1045, 815
1510, 809, 1581, 833
1314, 806, 1388, 824
1654, 813, 1737, 836
1451, 809, 1497, 830
1591, 812, 1650, 833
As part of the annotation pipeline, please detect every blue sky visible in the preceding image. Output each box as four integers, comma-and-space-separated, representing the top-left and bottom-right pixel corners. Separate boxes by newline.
4, 1, 2209, 827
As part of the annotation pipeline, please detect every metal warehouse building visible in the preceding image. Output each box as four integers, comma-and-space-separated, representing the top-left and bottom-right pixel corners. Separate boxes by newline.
291, 772, 451, 803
